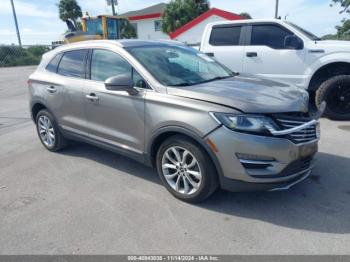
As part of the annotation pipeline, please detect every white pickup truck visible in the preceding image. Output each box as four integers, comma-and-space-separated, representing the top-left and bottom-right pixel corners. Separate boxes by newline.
200, 19, 350, 120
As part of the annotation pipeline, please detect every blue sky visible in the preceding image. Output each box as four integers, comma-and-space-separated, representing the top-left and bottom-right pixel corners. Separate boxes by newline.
0, 0, 347, 45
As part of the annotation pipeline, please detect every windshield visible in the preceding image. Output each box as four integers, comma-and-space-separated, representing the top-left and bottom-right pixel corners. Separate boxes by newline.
126, 45, 233, 86
286, 22, 320, 41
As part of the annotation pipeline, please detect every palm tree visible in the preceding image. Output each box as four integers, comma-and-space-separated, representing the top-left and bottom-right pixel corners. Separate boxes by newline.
58, 0, 82, 29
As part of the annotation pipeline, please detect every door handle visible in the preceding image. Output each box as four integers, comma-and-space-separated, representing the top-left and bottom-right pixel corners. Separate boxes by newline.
46, 86, 57, 93
86, 93, 99, 102
246, 52, 258, 57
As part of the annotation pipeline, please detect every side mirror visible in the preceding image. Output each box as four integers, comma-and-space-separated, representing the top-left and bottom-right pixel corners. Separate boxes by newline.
284, 35, 303, 50
104, 75, 138, 95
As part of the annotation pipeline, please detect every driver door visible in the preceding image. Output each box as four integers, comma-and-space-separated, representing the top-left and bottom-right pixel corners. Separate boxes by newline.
243, 23, 307, 87
84, 49, 146, 154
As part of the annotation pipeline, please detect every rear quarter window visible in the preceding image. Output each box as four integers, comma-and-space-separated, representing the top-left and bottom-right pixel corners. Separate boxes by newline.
57, 49, 88, 78
209, 26, 242, 46
45, 53, 63, 73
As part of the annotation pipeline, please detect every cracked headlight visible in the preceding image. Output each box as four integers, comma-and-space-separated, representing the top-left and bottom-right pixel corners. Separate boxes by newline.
211, 113, 279, 135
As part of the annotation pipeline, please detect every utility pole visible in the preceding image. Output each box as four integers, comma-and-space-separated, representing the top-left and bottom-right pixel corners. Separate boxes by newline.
10, 0, 22, 46
275, 0, 279, 19
111, 0, 116, 15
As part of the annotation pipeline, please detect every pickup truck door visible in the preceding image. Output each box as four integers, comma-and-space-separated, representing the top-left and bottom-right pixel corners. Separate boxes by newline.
242, 23, 307, 88
202, 24, 245, 73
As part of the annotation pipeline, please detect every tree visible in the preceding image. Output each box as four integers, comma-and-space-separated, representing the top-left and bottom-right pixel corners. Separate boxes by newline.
162, 0, 210, 34
331, 0, 350, 13
239, 12, 252, 19
58, 0, 82, 29
336, 18, 350, 36
195, 0, 210, 13
331, 0, 350, 38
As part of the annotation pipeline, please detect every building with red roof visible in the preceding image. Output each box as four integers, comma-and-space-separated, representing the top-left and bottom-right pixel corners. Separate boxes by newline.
118, 3, 242, 44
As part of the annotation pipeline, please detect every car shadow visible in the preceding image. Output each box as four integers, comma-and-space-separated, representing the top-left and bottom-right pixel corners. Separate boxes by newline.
60, 144, 350, 234
198, 152, 350, 234
59, 142, 160, 185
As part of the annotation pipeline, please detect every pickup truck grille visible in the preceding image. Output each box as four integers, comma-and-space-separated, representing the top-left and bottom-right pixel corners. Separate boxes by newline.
273, 114, 318, 144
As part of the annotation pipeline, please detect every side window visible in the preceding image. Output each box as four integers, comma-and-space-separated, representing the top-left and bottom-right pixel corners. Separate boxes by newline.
46, 53, 62, 73
57, 50, 87, 78
90, 49, 132, 82
154, 20, 162, 32
251, 24, 293, 49
209, 26, 242, 46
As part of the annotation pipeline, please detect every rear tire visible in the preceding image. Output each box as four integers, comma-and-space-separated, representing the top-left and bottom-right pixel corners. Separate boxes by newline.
156, 135, 218, 203
315, 75, 350, 120
35, 109, 68, 152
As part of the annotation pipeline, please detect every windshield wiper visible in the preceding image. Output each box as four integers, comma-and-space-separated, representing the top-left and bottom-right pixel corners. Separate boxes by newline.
195, 75, 233, 85
171, 75, 235, 87
171, 82, 193, 87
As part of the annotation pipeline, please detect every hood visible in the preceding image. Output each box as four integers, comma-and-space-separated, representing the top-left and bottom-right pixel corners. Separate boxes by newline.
166, 76, 309, 114
310, 40, 350, 52
314, 40, 350, 48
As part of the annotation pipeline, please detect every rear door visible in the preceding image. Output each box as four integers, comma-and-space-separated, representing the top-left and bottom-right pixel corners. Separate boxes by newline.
243, 23, 307, 86
202, 24, 245, 73
44, 49, 89, 135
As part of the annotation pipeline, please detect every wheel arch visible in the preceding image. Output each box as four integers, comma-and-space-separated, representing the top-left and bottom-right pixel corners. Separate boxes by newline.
146, 126, 224, 180
31, 102, 48, 122
308, 62, 350, 92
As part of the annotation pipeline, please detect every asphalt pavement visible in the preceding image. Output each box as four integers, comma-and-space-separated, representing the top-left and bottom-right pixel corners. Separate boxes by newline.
0, 66, 350, 254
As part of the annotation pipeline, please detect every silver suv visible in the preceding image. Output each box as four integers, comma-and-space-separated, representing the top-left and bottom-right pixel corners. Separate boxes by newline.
29, 40, 321, 202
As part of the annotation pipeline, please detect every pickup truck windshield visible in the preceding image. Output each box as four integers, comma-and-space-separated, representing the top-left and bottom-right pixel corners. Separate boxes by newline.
286, 22, 321, 41
126, 45, 233, 86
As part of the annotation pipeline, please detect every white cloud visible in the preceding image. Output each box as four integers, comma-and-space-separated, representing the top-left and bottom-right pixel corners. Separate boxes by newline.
0, 0, 56, 18
277, 0, 346, 36
77, 0, 170, 16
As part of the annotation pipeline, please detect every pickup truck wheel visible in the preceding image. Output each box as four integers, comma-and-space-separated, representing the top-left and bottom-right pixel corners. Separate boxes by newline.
156, 135, 218, 203
36, 109, 68, 151
315, 75, 350, 120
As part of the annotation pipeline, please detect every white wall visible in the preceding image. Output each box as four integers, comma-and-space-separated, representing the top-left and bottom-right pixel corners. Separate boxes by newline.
133, 18, 169, 40
173, 15, 232, 45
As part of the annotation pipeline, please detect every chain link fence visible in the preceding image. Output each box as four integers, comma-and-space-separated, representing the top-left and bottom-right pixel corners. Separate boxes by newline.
0, 45, 51, 67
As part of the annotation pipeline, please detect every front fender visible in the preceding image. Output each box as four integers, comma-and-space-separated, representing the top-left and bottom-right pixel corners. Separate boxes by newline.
306, 52, 350, 85
145, 125, 225, 182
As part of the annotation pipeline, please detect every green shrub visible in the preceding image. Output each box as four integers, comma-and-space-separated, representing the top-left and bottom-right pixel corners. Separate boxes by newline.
0, 46, 50, 67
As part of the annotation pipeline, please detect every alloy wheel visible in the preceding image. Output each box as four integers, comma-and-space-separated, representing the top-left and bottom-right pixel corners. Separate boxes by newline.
161, 146, 202, 195
38, 115, 55, 148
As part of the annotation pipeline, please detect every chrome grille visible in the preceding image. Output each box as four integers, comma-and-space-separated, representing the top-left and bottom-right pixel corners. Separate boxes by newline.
275, 117, 318, 144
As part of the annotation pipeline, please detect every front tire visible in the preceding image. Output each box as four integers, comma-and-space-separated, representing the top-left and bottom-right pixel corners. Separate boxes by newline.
35, 109, 68, 151
315, 75, 350, 120
156, 135, 218, 203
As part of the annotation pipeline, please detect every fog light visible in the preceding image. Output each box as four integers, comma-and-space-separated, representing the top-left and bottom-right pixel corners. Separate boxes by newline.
236, 153, 275, 161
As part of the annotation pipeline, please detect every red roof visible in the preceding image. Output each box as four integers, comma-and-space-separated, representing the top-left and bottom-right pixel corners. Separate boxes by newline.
169, 8, 242, 39
128, 13, 162, 21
